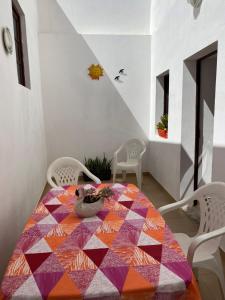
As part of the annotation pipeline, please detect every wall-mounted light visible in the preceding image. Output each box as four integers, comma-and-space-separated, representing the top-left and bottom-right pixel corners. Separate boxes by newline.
2, 27, 13, 55
188, 0, 202, 8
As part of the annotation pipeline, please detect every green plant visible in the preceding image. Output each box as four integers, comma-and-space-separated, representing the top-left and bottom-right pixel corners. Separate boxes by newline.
83, 154, 112, 181
76, 187, 114, 203
156, 114, 168, 131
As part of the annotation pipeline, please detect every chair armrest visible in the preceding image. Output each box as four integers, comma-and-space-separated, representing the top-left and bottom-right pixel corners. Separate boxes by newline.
187, 227, 225, 265
158, 197, 194, 215
113, 144, 125, 163
47, 170, 58, 188
83, 167, 101, 184
139, 149, 146, 160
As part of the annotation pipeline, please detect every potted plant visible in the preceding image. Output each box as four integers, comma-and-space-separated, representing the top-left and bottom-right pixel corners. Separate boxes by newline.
75, 187, 114, 217
156, 114, 168, 139
83, 154, 112, 181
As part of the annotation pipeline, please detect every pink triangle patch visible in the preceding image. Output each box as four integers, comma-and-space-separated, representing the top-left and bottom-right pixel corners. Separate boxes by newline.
34, 272, 63, 298
101, 266, 128, 292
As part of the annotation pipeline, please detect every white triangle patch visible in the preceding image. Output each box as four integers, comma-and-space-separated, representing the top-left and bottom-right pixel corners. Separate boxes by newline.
113, 183, 125, 189
157, 264, 186, 293
51, 187, 64, 191
82, 215, 102, 223
38, 214, 57, 225
137, 232, 160, 246
83, 235, 108, 250
45, 197, 61, 205
26, 238, 52, 254
118, 194, 132, 202
84, 184, 96, 190
125, 210, 144, 220
85, 269, 120, 298
12, 275, 42, 299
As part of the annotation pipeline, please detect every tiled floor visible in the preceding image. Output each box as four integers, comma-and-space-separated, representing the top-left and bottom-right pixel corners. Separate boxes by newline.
43, 173, 225, 300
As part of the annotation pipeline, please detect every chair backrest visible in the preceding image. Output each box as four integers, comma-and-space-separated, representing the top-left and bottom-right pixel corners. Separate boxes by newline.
193, 182, 225, 249
47, 157, 101, 188
124, 139, 146, 162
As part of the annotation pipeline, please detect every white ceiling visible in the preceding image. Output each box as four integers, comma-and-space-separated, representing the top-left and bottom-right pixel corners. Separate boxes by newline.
57, 0, 151, 35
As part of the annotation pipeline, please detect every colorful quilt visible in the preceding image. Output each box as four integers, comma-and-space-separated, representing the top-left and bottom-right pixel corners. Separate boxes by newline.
1, 183, 201, 299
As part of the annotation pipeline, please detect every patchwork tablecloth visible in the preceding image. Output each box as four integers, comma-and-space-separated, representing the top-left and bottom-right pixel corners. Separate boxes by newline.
1, 183, 201, 299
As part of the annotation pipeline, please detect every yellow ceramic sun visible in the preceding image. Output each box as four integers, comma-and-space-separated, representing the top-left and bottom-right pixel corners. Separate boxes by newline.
88, 64, 104, 80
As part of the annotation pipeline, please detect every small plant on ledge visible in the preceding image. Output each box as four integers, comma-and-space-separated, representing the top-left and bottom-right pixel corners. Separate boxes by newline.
83, 154, 112, 181
156, 114, 168, 139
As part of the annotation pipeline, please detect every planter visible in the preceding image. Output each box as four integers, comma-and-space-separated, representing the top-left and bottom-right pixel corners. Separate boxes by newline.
158, 128, 168, 139
75, 197, 104, 218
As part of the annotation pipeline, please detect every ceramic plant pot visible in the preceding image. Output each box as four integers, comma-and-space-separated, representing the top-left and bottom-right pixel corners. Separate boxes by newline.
75, 197, 104, 218
158, 128, 168, 139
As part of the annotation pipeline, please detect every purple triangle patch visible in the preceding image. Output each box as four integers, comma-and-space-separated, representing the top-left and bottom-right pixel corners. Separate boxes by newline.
1, 275, 30, 298
52, 212, 69, 223
36, 224, 56, 237
101, 266, 129, 292
161, 245, 186, 264
135, 264, 161, 286
69, 269, 96, 293
100, 250, 128, 268
34, 272, 63, 298
83, 221, 102, 234
34, 253, 64, 274
132, 208, 148, 218
163, 262, 192, 287
96, 210, 109, 221
126, 219, 145, 231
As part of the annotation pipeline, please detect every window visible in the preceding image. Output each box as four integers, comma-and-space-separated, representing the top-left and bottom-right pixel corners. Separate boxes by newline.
12, 0, 30, 88
155, 71, 170, 136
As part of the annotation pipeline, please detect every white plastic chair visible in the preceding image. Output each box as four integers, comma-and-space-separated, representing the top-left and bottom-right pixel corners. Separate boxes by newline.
113, 139, 146, 189
47, 157, 101, 188
159, 182, 225, 298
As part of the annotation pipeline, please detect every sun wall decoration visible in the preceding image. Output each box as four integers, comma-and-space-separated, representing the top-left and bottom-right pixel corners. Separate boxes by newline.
88, 64, 104, 80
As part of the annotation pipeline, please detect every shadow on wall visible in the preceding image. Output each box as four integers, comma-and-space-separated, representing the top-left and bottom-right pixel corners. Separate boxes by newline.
187, 0, 204, 19
38, 0, 148, 168
149, 140, 181, 201
149, 139, 215, 201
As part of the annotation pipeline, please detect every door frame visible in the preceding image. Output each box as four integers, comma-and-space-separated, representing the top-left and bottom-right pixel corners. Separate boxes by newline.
194, 50, 217, 190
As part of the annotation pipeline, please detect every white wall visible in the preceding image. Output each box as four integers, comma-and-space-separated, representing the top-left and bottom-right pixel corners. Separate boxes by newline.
149, 0, 225, 201
83, 35, 151, 136
56, 0, 151, 35
38, 0, 150, 167
0, 0, 47, 280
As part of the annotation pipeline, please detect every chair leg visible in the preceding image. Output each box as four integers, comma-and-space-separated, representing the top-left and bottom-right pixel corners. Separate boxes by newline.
113, 166, 117, 183
195, 252, 225, 299
214, 253, 225, 299
193, 267, 199, 282
122, 170, 126, 182
135, 169, 141, 189
136, 166, 142, 189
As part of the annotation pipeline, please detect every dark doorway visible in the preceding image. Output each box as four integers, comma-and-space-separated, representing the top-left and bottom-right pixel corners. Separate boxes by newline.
163, 73, 169, 115
194, 51, 217, 190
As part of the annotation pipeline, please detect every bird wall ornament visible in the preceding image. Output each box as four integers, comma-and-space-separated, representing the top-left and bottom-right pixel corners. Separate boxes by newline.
114, 68, 127, 82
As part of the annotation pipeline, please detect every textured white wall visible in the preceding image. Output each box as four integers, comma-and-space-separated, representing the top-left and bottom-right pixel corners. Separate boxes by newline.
56, 0, 151, 35
38, 0, 150, 167
149, 0, 225, 201
0, 0, 47, 280
83, 34, 151, 136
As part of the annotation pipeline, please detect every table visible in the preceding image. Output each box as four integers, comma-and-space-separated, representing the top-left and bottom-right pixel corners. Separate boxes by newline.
1, 183, 201, 299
